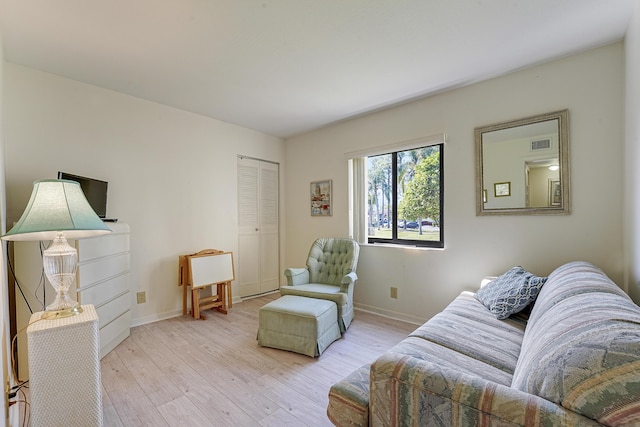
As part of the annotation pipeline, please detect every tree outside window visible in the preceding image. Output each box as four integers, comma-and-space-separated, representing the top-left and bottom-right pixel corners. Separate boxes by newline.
367, 144, 443, 248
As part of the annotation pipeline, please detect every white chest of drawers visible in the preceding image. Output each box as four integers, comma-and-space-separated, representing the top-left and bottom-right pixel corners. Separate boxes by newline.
14, 223, 131, 378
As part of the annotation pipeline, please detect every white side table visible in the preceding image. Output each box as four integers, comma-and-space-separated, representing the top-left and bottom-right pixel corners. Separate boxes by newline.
27, 305, 103, 427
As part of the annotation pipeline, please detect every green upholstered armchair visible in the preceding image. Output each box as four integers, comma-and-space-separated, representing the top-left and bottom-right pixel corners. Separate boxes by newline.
281, 238, 360, 333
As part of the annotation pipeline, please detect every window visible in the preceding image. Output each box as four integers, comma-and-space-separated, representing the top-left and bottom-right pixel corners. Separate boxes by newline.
357, 143, 443, 248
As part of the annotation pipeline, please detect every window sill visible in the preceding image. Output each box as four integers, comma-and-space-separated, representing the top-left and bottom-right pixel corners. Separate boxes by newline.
361, 242, 445, 251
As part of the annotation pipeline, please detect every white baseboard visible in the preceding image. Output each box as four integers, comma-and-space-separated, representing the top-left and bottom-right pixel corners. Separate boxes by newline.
131, 308, 182, 327
131, 296, 245, 327
354, 303, 424, 325
238, 289, 279, 302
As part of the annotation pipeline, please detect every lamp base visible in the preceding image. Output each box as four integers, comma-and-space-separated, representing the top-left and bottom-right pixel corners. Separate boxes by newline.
45, 289, 82, 314
42, 306, 84, 320
43, 232, 82, 317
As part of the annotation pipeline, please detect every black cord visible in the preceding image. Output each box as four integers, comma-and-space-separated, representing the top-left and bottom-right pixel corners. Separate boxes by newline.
8, 380, 29, 399
6, 244, 33, 314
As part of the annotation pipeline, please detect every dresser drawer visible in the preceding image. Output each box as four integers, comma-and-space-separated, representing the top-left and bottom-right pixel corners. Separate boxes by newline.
77, 253, 130, 288
77, 273, 129, 307
77, 232, 129, 262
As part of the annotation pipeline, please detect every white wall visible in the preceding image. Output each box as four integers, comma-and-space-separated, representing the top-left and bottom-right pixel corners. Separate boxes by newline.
0, 25, 11, 427
625, 1, 640, 304
286, 43, 625, 324
3, 64, 286, 325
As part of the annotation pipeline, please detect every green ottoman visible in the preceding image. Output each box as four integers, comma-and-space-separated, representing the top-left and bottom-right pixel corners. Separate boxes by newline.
258, 295, 341, 357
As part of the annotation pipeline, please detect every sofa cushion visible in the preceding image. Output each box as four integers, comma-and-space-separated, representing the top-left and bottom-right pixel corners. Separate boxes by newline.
512, 261, 640, 425
387, 335, 515, 386
410, 292, 526, 377
475, 266, 547, 319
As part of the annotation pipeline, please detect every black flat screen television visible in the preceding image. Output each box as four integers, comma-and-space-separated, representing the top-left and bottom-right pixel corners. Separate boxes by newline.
57, 172, 108, 218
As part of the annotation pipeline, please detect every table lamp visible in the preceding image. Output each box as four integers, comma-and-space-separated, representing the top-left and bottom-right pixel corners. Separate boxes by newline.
2, 179, 111, 317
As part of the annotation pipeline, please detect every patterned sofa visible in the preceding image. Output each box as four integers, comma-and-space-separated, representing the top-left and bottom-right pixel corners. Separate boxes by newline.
327, 261, 640, 426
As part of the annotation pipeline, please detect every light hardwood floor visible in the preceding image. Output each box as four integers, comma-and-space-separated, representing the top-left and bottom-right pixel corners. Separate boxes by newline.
101, 293, 417, 427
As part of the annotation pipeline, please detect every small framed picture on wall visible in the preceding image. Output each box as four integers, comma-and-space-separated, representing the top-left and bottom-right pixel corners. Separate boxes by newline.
549, 179, 561, 206
494, 182, 511, 197
311, 180, 332, 216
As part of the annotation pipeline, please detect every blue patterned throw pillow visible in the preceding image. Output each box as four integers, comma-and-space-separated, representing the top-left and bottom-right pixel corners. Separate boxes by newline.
475, 266, 547, 319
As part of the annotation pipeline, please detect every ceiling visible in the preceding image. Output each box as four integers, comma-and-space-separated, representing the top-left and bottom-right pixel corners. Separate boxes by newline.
0, 1, 635, 138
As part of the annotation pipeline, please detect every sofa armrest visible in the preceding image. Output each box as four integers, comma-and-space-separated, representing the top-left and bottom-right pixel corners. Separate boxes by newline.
370, 352, 601, 426
284, 268, 309, 286
327, 364, 370, 427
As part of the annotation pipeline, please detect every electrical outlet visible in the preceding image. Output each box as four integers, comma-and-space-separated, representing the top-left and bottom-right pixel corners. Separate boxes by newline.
136, 291, 146, 304
390, 287, 398, 299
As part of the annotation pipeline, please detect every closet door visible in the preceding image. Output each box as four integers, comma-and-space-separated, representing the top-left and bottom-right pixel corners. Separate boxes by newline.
237, 157, 280, 297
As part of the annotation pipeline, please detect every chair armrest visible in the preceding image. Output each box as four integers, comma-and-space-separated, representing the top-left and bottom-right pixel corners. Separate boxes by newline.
370, 352, 600, 427
284, 268, 309, 286
340, 272, 358, 292
341, 271, 358, 284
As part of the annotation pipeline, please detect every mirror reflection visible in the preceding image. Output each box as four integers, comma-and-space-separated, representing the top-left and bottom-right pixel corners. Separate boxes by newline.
475, 110, 569, 215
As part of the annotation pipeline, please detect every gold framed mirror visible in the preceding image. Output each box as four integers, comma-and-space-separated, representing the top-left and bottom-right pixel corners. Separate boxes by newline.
475, 109, 570, 215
